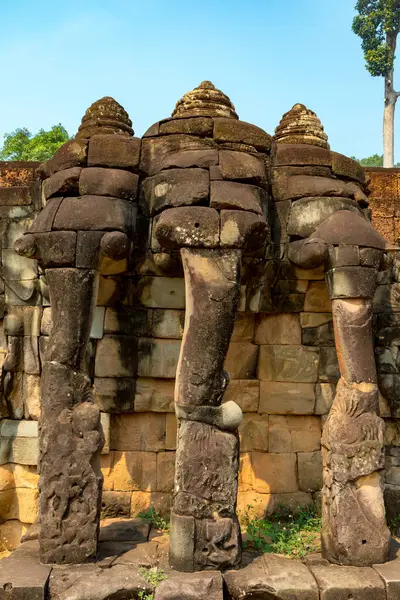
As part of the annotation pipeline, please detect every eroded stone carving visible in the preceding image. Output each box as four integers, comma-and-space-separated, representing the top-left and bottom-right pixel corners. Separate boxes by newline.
273, 104, 391, 565
141, 81, 270, 571
14, 97, 139, 564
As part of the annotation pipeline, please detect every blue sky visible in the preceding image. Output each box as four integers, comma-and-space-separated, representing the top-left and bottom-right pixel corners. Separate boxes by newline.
1, 0, 398, 161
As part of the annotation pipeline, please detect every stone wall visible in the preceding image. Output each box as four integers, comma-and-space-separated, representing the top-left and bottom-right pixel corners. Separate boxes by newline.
0, 163, 399, 550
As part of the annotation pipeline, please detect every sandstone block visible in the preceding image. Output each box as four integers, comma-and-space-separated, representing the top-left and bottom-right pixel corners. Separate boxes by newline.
318, 347, 340, 382
95, 335, 137, 378
141, 167, 209, 215
309, 563, 385, 600
112, 451, 157, 492
326, 266, 377, 299
287, 196, 361, 238
331, 151, 365, 183
93, 377, 135, 413
258, 345, 319, 382
267, 491, 313, 514
130, 491, 171, 517
155, 206, 220, 248
140, 134, 217, 175
298, 450, 322, 492
166, 414, 177, 450
5, 306, 41, 337
157, 451, 176, 492
2, 249, 37, 281
155, 570, 224, 600
0, 488, 38, 523
304, 281, 332, 312
151, 309, 184, 339
88, 134, 140, 170
23, 336, 40, 374
255, 313, 301, 344
315, 382, 336, 414
225, 342, 259, 379
238, 452, 253, 491
373, 557, 400, 600
111, 413, 166, 452
231, 313, 255, 342
159, 116, 213, 136
300, 312, 332, 328
42, 166, 81, 199
251, 452, 298, 493
0, 520, 28, 551
23, 374, 41, 420
138, 338, 181, 378
239, 414, 269, 451
219, 150, 266, 185
101, 490, 131, 519
236, 491, 271, 518
274, 143, 331, 167
210, 180, 265, 214
269, 415, 321, 453
302, 320, 335, 346
224, 380, 259, 412
79, 167, 139, 199
134, 378, 175, 412
101, 452, 114, 490
220, 210, 268, 249
214, 118, 271, 151
54, 195, 134, 233
138, 276, 185, 309
259, 382, 315, 414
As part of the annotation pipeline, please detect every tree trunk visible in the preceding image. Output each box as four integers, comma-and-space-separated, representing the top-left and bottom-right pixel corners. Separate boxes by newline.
383, 32, 398, 168
383, 71, 397, 167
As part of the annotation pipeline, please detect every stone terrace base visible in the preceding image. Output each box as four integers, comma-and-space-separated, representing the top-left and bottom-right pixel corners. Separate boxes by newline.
1, 519, 400, 599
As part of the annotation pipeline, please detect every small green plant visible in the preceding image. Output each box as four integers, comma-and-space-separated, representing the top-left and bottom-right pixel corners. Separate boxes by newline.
390, 513, 400, 535
138, 567, 167, 600
241, 502, 321, 559
138, 506, 170, 533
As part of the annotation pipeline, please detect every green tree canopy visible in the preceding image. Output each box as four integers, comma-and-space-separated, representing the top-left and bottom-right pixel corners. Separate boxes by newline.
351, 153, 400, 166
0, 124, 70, 162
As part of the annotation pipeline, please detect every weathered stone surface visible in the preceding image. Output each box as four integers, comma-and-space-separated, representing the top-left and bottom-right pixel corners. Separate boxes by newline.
5, 306, 41, 337
79, 167, 139, 199
225, 343, 259, 379
111, 413, 166, 452
269, 415, 321, 453
326, 267, 377, 300
30, 231, 77, 267
309, 563, 386, 600
93, 377, 135, 412
259, 381, 315, 414
141, 134, 217, 175
101, 490, 131, 518
329, 244, 360, 267
138, 276, 185, 309
214, 118, 271, 151
220, 210, 268, 249
258, 345, 319, 382
255, 313, 301, 344
311, 210, 387, 249
373, 559, 400, 600
315, 383, 336, 414
53, 195, 134, 232
318, 347, 340, 382
224, 380, 259, 412
134, 378, 174, 412
298, 451, 323, 492
302, 320, 335, 346
95, 335, 137, 378
112, 450, 157, 492
38, 138, 88, 178
2, 248, 38, 280
304, 281, 331, 312
288, 237, 328, 270
155, 571, 224, 600
278, 174, 368, 203
251, 452, 298, 494
43, 166, 81, 199
52, 563, 152, 600
87, 134, 140, 170
155, 206, 220, 248
138, 338, 181, 378
159, 116, 214, 136
210, 180, 265, 214
331, 151, 366, 183
275, 103, 329, 148
224, 553, 319, 600
287, 196, 362, 238
239, 414, 269, 451
141, 168, 209, 216
219, 150, 266, 185
0, 544, 51, 600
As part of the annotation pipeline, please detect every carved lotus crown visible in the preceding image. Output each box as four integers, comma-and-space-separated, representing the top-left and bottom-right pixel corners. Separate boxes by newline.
76, 96, 134, 138
172, 81, 238, 119
274, 103, 329, 149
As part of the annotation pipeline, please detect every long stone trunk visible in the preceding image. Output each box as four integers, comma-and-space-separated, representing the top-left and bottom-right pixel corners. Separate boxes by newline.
39, 268, 104, 564
321, 297, 390, 566
169, 248, 243, 572
383, 72, 397, 169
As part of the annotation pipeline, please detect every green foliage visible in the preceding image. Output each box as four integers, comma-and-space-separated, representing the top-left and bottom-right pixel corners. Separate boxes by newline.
241, 503, 321, 559
389, 513, 400, 533
138, 507, 170, 533
352, 0, 400, 77
351, 153, 400, 165
138, 567, 167, 600
0, 124, 70, 162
